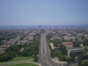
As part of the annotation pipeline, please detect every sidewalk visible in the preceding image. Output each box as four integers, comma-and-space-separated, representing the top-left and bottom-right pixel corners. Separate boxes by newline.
52, 57, 67, 64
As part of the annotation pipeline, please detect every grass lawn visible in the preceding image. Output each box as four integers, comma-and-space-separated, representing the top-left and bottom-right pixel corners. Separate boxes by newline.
0, 56, 33, 63
84, 46, 88, 48
8, 56, 33, 62
9, 63, 38, 66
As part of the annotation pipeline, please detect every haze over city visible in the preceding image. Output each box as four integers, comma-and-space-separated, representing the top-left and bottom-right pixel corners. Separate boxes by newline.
0, 0, 88, 66
0, 0, 88, 26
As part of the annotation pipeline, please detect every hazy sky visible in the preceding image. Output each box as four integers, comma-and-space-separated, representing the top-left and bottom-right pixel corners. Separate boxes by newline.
0, 0, 88, 26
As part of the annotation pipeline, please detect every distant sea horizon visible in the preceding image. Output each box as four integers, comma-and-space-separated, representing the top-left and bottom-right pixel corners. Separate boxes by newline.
0, 25, 88, 30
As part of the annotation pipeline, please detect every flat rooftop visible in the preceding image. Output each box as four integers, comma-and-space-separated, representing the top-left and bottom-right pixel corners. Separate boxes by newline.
67, 47, 84, 51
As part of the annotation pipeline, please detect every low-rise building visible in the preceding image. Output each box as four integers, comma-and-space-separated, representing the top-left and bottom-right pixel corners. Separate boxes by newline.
67, 47, 84, 57
62, 42, 84, 57
62, 42, 73, 49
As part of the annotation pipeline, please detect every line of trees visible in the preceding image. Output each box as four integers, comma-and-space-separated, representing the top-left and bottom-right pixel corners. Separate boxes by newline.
0, 51, 15, 62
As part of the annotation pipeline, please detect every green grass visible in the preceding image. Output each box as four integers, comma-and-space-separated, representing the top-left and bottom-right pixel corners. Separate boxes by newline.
8, 56, 33, 62
84, 46, 88, 48
0, 56, 33, 63
9, 63, 38, 66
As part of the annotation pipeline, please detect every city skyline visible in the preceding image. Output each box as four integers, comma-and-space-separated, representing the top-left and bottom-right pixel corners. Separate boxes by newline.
0, 0, 88, 26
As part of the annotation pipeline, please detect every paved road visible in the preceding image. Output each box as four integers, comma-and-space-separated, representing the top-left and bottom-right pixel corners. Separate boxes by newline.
39, 33, 61, 66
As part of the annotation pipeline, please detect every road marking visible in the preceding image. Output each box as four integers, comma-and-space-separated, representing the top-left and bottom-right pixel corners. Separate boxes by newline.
43, 34, 52, 66
40, 34, 60, 66
44, 34, 52, 66
40, 34, 43, 53
40, 34, 51, 66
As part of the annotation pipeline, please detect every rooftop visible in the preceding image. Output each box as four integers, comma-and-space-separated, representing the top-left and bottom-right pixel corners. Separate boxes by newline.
63, 42, 73, 45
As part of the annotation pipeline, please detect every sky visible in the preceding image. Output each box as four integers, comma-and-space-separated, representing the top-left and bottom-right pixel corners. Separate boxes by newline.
0, 0, 88, 26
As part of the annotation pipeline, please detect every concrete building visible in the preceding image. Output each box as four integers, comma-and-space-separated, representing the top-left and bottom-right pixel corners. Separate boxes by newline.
67, 47, 84, 57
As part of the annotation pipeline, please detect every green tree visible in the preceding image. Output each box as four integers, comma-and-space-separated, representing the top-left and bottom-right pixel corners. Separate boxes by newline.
73, 41, 80, 47
77, 56, 82, 66
0, 51, 15, 62
67, 57, 71, 63
59, 44, 67, 55
79, 61, 88, 66
34, 56, 38, 62
0, 40, 2, 45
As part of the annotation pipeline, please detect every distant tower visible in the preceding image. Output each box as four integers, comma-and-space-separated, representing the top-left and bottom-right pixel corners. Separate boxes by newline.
39, 26, 41, 29
39, 26, 41, 32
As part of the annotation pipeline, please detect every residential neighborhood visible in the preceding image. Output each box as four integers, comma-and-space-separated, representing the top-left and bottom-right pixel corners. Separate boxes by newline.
46, 28, 88, 66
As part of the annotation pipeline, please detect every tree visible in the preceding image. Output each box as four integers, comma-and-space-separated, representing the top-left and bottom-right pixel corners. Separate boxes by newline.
21, 50, 30, 57
0, 51, 15, 62
67, 57, 71, 63
34, 56, 38, 62
73, 41, 80, 47
79, 61, 88, 66
6, 44, 20, 53
77, 56, 82, 66
83, 54, 88, 59
71, 57, 76, 62
70, 52, 74, 57
59, 55, 66, 61
0, 40, 2, 45
50, 39, 62, 47
83, 39, 88, 46
59, 44, 67, 55
50, 49, 56, 58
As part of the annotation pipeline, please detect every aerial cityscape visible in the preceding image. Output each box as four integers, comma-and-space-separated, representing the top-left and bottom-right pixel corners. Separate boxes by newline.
0, 0, 88, 66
